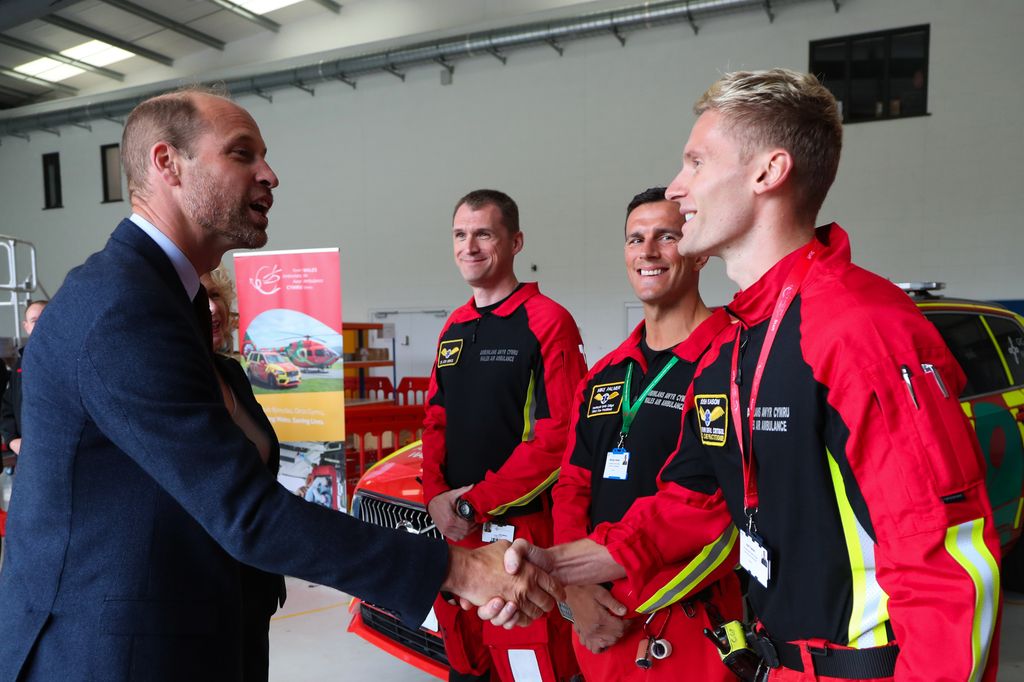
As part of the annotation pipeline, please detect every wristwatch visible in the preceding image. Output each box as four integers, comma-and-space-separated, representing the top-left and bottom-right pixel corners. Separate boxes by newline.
455, 496, 475, 521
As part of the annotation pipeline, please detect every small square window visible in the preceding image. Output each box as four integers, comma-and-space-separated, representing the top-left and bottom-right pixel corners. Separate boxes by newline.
810, 25, 929, 124
101, 143, 124, 203
42, 152, 62, 209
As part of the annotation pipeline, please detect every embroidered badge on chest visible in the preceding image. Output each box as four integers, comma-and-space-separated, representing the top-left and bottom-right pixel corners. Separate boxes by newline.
437, 339, 464, 368
587, 381, 625, 417
694, 394, 729, 446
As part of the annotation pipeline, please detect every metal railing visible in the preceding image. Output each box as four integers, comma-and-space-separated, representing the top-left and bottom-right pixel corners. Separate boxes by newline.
0, 235, 39, 350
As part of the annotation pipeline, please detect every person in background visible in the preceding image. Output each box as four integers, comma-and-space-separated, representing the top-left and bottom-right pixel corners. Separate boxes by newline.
202, 265, 285, 682
423, 189, 585, 682
0, 300, 48, 464
551, 187, 740, 680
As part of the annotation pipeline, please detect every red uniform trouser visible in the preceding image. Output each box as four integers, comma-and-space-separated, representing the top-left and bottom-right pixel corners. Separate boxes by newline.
436, 509, 579, 682
572, 576, 741, 682
766, 640, 895, 682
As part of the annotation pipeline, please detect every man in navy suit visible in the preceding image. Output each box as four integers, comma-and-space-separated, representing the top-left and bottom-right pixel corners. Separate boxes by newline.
0, 88, 560, 680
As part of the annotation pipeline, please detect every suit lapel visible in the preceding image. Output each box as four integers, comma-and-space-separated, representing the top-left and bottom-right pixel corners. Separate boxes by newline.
109, 220, 215, 369
109, 219, 187, 302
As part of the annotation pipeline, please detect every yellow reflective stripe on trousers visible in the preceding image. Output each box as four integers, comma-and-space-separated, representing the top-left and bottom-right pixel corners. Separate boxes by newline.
826, 450, 890, 647
944, 518, 1000, 682
636, 525, 738, 614
521, 370, 536, 442
487, 468, 560, 517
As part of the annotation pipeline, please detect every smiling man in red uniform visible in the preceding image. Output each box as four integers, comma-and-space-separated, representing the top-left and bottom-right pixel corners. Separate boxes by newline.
551, 187, 741, 680
496, 70, 1001, 682
423, 189, 585, 682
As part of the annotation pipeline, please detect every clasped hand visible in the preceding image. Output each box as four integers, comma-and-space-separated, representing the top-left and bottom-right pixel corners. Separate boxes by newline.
445, 540, 565, 629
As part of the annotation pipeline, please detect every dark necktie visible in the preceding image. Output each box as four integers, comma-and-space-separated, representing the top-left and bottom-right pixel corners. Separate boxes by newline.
193, 285, 214, 353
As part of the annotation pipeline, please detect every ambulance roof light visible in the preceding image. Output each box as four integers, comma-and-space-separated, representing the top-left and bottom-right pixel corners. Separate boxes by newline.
895, 281, 946, 298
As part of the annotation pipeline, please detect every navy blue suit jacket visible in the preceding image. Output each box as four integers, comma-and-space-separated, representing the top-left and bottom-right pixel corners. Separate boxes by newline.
0, 220, 448, 680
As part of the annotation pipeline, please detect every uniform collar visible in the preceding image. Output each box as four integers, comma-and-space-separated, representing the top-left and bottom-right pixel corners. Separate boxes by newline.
608, 307, 733, 371
725, 222, 849, 327
451, 281, 541, 322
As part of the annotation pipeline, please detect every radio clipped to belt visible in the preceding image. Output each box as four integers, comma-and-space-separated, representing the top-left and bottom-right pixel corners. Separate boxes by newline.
701, 596, 779, 682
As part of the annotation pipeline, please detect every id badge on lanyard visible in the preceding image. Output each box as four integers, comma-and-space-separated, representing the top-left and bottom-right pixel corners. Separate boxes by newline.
605, 356, 679, 481
731, 241, 820, 589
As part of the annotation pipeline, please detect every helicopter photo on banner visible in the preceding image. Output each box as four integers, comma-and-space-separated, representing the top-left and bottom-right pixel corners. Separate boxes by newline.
234, 247, 345, 443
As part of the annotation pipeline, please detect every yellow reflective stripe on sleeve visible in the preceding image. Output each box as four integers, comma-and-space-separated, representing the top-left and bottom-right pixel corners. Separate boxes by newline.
979, 316, 1014, 386
826, 450, 890, 648
1015, 498, 1023, 530
521, 371, 536, 442
944, 518, 1000, 682
486, 468, 560, 517
636, 525, 738, 614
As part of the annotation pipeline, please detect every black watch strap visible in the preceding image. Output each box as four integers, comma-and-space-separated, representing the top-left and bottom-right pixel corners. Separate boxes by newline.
455, 496, 475, 521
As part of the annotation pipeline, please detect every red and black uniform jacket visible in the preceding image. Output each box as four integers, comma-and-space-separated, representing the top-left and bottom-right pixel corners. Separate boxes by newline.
598, 225, 1001, 680
553, 310, 739, 613
422, 282, 586, 521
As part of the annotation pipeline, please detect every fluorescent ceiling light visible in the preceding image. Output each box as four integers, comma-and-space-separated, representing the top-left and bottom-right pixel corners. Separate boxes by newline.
62, 40, 135, 67
14, 58, 83, 82
235, 0, 303, 15
14, 39, 135, 83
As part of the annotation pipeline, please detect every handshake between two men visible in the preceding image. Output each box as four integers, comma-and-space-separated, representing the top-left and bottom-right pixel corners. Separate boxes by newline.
446, 537, 624, 630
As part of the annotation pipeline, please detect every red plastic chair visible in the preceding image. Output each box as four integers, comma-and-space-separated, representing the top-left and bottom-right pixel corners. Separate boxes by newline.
396, 376, 430, 406
361, 376, 395, 403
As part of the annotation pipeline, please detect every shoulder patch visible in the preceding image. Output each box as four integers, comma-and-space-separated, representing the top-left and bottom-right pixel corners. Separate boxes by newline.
694, 394, 729, 447
587, 381, 624, 417
437, 339, 464, 368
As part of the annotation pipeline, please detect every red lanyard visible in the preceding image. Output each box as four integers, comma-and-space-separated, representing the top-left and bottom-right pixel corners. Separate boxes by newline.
729, 242, 821, 526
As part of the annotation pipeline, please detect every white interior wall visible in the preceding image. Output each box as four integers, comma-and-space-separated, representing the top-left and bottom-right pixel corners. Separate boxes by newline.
0, 0, 1021, 362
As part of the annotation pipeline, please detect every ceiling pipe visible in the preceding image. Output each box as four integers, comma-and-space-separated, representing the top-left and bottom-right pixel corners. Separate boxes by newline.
0, 0, 833, 138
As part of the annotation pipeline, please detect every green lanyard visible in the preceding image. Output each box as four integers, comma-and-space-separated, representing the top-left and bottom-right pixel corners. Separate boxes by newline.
617, 356, 679, 448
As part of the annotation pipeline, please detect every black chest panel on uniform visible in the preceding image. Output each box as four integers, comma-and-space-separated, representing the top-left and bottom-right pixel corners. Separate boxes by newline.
665, 299, 863, 644
571, 347, 696, 529
432, 306, 546, 489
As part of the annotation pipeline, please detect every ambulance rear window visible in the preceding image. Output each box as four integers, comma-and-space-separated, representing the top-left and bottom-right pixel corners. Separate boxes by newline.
926, 312, 1009, 398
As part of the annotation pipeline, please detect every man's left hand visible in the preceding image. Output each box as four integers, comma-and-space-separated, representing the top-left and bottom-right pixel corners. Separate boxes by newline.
564, 583, 629, 653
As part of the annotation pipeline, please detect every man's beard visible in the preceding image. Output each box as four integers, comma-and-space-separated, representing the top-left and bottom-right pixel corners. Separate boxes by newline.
183, 167, 268, 249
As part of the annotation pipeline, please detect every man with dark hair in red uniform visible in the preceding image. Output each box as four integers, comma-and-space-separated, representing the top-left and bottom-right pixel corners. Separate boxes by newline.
424, 189, 585, 682
551, 187, 741, 680
494, 69, 1001, 682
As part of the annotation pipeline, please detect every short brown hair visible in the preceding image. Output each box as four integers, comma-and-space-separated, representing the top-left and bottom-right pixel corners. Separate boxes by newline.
452, 189, 520, 234
120, 85, 228, 200
695, 69, 842, 220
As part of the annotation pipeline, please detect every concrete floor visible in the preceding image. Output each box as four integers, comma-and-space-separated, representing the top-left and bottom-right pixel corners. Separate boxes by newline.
270, 578, 1024, 681
269, 577, 435, 682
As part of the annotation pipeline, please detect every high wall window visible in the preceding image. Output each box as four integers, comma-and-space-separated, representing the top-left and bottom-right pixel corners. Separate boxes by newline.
810, 25, 929, 123
42, 152, 62, 209
101, 143, 124, 203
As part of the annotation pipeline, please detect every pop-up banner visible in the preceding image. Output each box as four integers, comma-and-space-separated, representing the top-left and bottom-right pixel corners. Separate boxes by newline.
234, 248, 344, 441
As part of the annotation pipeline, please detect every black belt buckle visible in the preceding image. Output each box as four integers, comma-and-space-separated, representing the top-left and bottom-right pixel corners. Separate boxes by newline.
806, 638, 831, 655
747, 629, 780, 669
